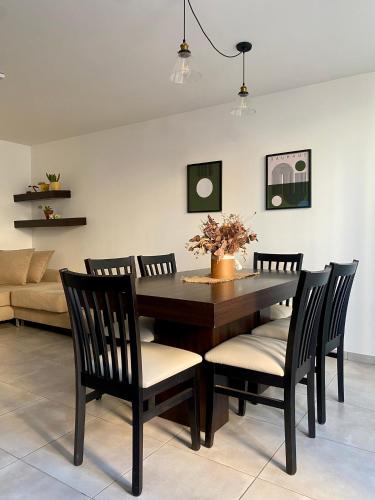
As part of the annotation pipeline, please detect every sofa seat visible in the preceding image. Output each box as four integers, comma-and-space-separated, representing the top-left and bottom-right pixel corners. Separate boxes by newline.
0, 283, 41, 307
11, 283, 68, 314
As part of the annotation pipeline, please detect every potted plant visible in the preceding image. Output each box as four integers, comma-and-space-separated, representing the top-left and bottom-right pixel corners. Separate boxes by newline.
187, 214, 257, 279
38, 181, 49, 192
46, 173, 61, 190
38, 205, 54, 220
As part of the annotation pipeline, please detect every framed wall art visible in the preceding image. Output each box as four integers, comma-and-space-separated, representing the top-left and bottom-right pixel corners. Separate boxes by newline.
266, 149, 311, 210
187, 160, 222, 213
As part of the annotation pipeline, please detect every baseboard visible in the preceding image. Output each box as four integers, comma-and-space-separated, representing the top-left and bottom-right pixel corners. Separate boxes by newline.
345, 351, 375, 365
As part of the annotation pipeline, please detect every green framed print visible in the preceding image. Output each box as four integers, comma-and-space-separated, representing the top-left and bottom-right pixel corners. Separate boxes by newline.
266, 149, 311, 210
187, 161, 222, 213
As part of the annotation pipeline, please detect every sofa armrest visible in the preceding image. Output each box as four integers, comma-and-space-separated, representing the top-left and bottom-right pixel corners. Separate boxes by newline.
41, 268, 61, 283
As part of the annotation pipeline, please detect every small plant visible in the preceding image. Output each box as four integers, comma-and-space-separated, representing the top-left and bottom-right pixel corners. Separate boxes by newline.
38, 205, 54, 220
46, 173, 60, 182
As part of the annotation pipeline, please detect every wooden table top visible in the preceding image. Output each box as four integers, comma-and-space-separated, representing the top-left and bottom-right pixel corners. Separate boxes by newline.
136, 269, 299, 328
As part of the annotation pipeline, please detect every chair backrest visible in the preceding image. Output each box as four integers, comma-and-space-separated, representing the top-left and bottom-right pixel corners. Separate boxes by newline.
254, 252, 303, 306
285, 268, 331, 381
85, 256, 136, 277
320, 260, 359, 349
253, 252, 303, 271
60, 269, 142, 393
137, 253, 177, 277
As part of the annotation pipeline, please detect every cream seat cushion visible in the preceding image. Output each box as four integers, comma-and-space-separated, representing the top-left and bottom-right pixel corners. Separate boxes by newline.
138, 317, 155, 342
205, 335, 287, 376
110, 317, 155, 343
252, 317, 291, 342
98, 343, 202, 388
260, 304, 292, 322
11, 283, 68, 313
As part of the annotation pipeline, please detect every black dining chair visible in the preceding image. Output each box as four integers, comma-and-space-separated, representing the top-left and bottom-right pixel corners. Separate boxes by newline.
85, 256, 137, 276
317, 260, 359, 424
85, 256, 154, 342
137, 253, 177, 277
204, 267, 331, 475
254, 252, 304, 322
60, 269, 201, 496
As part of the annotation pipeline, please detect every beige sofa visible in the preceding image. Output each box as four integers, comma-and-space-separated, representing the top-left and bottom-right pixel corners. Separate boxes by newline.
0, 269, 70, 329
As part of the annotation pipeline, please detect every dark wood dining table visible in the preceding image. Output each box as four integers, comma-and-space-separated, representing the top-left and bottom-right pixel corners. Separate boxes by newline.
136, 268, 299, 431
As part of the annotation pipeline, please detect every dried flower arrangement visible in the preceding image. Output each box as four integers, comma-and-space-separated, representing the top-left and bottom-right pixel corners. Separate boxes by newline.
187, 214, 258, 259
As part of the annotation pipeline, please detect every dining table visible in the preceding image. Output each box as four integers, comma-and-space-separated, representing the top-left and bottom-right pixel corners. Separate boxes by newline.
136, 268, 299, 432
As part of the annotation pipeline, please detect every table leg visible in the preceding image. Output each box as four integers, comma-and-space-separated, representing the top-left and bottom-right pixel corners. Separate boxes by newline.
154, 314, 258, 432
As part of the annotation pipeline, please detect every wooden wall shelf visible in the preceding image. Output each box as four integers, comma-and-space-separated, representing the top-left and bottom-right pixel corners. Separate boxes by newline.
14, 218, 87, 228
14, 190, 71, 202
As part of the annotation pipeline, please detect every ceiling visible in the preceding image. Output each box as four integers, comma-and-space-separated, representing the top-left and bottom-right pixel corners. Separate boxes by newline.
0, 0, 374, 145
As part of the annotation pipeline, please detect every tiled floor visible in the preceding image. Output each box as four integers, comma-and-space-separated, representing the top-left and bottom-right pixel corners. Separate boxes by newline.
0, 323, 374, 499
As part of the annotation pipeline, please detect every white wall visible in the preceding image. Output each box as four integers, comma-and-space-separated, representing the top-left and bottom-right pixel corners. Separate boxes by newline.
31, 72, 375, 356
0, 140, 32, 249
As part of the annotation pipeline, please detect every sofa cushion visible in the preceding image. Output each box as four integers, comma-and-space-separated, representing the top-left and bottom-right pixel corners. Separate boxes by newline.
27, 250, 54, 283
0, 249, 34, 285
11, 283, 68, 313
0, 283, 39, 307
0, 306, 14, 321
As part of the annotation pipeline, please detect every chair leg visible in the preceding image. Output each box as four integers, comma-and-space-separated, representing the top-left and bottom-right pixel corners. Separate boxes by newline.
74, 383, 86, 466
188, 369, 201, 451
307, 369, 316, 438
204, 364, 215, 448
316, 352, 326, 425
337, 337, 345, 403
132, 401, 144, 496
284, 385, 296, 475
238, 380, 248, 416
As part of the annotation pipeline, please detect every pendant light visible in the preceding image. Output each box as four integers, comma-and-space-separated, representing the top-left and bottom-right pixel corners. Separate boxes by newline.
170, 1, 255, 116
231, 42, 255, 117
170, 0, 201, 84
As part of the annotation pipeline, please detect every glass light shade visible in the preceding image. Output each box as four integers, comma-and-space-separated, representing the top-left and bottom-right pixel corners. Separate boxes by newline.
170, 54, 201, 84
230, 94, 256, 117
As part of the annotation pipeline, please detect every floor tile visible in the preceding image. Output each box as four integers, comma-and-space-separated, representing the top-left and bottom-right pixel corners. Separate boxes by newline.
0, 399, 75, 457
87, 397, 185, 443
170, 414, 285, 476
95, 444, 254, 499
12, 361, 76, 407
326, 361, 375, 411
24, 417, 163, 497
0, 460, 88, 499
0, 448, 18, 470
242, 478, 312, 499
0, 347, 61, 384
229, 386, 308, 427
0, 380, 44, 415
298, 399, 375, 453
260, 435, 375, 499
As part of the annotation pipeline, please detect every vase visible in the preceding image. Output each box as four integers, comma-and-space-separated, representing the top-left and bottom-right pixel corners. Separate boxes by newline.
38, 183, 49, 192
211, 254, 236, 280
43, 210, 53, 220
49, 181, 61, 191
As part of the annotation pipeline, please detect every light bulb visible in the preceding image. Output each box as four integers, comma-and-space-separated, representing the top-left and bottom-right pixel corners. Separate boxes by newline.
0, 72, 5, 79
170, 42, 201, 84
231, 85, 256, 117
